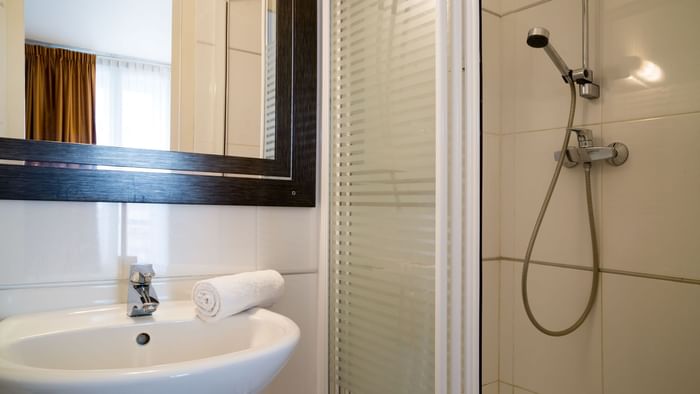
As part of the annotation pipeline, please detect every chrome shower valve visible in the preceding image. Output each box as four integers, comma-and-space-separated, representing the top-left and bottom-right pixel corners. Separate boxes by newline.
554, 129, 629, 167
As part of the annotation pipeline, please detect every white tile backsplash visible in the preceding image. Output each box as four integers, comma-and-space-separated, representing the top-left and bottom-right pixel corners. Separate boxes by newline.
0, 200, 318, 310
124, 203, 258, 278
0, 201, 121, 286
257, 207, 318, 274
262, 273, 318, 394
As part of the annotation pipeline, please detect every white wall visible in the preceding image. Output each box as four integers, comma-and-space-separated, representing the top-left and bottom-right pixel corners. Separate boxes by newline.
482, 0, 700, 393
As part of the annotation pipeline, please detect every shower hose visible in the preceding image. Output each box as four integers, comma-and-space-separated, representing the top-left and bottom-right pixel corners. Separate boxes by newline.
521, 80, 600, 337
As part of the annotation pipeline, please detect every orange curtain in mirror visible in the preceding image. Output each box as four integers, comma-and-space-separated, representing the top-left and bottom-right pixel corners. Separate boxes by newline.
25, 45, 96, 144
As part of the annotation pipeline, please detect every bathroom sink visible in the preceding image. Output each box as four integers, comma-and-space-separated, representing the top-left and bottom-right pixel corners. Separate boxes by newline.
0, 301, 299, 394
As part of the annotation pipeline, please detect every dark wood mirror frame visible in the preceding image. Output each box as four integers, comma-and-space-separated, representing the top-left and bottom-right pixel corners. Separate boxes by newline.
0, 0, 316, 207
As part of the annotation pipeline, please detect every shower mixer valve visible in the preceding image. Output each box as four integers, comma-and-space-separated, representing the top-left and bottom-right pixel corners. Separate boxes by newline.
554, 128, 629, 167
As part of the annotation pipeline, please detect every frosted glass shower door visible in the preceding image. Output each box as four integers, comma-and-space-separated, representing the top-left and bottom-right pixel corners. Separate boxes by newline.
329, 0, 437, 393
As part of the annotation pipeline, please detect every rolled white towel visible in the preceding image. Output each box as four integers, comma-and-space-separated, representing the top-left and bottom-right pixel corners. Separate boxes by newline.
192, 270, 285, 322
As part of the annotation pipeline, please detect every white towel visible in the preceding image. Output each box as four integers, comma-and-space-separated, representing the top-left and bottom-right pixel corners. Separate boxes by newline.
192, 270, 285, 322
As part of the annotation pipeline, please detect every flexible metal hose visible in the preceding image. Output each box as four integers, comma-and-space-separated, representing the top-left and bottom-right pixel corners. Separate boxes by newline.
521, 80, 600, 336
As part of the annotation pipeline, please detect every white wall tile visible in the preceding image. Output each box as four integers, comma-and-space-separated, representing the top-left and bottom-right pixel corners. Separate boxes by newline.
513, 386, 536, 394
482, 1, 501, 15
228, 0, 262, 54
500, 13, 516, 134
483, 11, 502, 134
506, 0, 601, 133
0, 284, 122, 318
482, 261, 500, 384
513, 263, 602, 394
124, 204, 257, 278
500, 382, 514, 394
500, 135, 516, 258
484, 134, 501, 258
501, 0, 551, 15
600, 0, 700, 123
602, 274, 700, 394
512, 127, 601, 267
499, 261, 515, 384
0, 201, 121, 285
263, 273, 318, 394
601, 113, 700, 280
257, 207, 318, 274
482, 381, 499, 394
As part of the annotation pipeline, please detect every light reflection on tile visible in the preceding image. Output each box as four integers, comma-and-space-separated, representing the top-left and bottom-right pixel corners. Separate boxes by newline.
124, 204, 257, 278
0, 200, 121, 285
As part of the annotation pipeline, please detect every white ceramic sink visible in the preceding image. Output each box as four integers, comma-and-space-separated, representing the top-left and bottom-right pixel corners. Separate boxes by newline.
0, 301, 299, 394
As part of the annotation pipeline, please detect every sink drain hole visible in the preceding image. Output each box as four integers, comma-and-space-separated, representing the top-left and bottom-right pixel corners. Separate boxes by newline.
136, 333, 150, 345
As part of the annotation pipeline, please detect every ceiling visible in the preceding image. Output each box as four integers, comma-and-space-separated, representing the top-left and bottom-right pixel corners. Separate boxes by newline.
24, 0, 172, 63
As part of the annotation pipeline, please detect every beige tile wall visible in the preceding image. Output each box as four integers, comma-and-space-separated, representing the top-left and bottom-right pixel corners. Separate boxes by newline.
482, 0, 700, 392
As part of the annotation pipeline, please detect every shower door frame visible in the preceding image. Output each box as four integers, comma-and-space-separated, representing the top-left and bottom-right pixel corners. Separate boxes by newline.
436, 0, 482, 393
317, 0, 482, 392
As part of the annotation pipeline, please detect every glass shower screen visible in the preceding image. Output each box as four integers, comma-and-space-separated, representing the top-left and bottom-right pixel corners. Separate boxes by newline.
329, 0, 437, 392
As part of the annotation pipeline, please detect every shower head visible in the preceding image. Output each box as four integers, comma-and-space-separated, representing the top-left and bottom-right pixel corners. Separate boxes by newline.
527, 27, 572, 83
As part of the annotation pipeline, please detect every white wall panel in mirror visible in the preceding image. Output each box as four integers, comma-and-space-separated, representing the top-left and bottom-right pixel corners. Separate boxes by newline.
0, 0, 277, 159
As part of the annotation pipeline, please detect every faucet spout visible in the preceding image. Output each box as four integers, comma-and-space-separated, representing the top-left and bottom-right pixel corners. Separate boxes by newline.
127, 264, 159, 317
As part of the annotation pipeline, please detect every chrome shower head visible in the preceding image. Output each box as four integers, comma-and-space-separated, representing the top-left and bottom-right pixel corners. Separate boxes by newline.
526, 27, 550, 48
527, 27, 572, 83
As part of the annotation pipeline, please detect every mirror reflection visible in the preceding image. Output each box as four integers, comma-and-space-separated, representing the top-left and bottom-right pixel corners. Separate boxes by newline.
0, 0, 277, 159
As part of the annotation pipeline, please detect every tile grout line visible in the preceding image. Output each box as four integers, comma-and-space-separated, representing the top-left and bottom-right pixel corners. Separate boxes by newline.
481, 8, 501, 18
500, 0, 553, 17
497, 108, 700, 136
497, 258, 502, 389
510, 261, 516, 391
482, 0, 553, 18
0, 270, 318, 290
491, 256, 700, 286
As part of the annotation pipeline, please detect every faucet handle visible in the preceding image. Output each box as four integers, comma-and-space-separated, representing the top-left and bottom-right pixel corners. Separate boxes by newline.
129, 264, 155, 285
568, 128, 593, 148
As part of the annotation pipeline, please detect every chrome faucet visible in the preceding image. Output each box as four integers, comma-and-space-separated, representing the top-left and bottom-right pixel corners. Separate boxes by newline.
554, 128, 629, 167
127, 264, 159, 317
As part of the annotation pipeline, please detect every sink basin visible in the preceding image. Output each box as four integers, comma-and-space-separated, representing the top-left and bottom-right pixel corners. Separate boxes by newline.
0, 301, 299, 394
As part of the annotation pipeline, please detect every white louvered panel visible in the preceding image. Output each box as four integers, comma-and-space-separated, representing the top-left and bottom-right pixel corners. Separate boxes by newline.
330, 0, 436, 393
263, 9, 276, 159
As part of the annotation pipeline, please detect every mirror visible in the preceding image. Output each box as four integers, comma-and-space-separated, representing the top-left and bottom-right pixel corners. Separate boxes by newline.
0, 0, 278, 160
0, 0, 315, 207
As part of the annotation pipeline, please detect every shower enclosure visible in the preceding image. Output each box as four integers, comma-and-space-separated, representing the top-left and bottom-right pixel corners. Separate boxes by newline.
326, 0, 481, 393
481, 0, 700, 393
